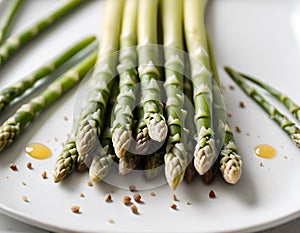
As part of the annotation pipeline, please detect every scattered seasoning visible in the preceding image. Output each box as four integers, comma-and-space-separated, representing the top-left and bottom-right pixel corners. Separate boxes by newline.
63, 116, 69, 121
129, 184, 136, 192
87, 181, 93, 187
150, 192, 156, 197
79, 192, 85, 198
54, 137, 58, 142
105, 194, 112, 202
41, 171, 47, 179
186, 201, 191, 205
130, 204, 139, 214
71, 205, 80, 213
133, 194, 142, 203
9, 163, 18, 171
108, 218, 114, 224
170, 203, 177, 210
123, 196, 131, 205
227, 113, 232, 118
111, 188, 115, 193
22, 196, 29, 203
239, 101, 245, 108
259, 162, 264, 167
283, 155, 288, 159
22, 181, 27, 186
26, 162, 33, 169
209, 190, 216, 199
235, 126, 241, 133
229, 85, 235, 90
173, 194, 178, 201
246, 132, 250, 136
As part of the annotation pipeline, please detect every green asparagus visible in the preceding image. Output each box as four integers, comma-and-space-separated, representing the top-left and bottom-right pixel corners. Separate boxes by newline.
0, 36, 96, 112
119, 152, 140, 175
183, 0, 216, 175
0, 0, 22, 44
0, 51, 97, 152
162, 0, 187, 190
112, 0, 139, 159
75, 0, 123, 168
137, 0, 168, 143
237, 72, 300, 122
144, 148, 165, 179
0, 0, 84, 66
225, 67, 300, 150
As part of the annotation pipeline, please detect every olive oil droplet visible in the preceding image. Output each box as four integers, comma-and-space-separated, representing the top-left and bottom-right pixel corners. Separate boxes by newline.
25, 143, 52, 160
255, 144, 276, 159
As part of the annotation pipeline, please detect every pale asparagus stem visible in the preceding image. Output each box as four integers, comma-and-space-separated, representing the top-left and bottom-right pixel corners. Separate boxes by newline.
0, 51, 97, 152
183, 0, 216, 175
145, 149, 164, 179
207, 35, 242, 185
135, 105, 151, 154
161, 0, 187, 190
112, 0, 139, 158
75, 0, 124, 165
0, 0, 22, 44
225, 67, 300, 150
137, 0, 168, 142
89, 79, 119, 182
0, 0, 84, 66
238, 72, 300, 121
0, 36, 96, 112
53, 135, 78, 183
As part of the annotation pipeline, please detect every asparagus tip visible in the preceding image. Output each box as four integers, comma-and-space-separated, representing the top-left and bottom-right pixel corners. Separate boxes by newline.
112, 128, 131, 158
148, 119, 168, 142
194, 143, 215, 175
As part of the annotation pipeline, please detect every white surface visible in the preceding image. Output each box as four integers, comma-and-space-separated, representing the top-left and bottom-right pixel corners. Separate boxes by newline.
0, 0, 300, 233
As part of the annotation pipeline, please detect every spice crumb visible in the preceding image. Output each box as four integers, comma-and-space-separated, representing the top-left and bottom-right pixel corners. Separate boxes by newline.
134, 194, 142, 203
71, 205, 80, 213
79, 192, 85, 198
108, 218, 114, 224
209, 190, 216, 198
10, 163, 18, 171
259, 162, 264, 167
41, 171, 47, 179
22, 196, 29, 202
283, 155, 288, 159
235, 126, 241, 133
186, 201, 191, 205
229, 85, 235, 90
111, 188, 115, 193
130, 204, 139, 214
173, 194, 178, 201
227, 113, 232, 118
63, 116, 69, 121
87, 181, 93, 187
150, 192, 156, 197
123, 196, 131, 205
26, 162, 33, 169
239, 101, 245, 108
54, 137, 58, 142
105, 194, 112, 202
22, 181, 27, 186
129, 184, 136, 192
170, 203, 177, 210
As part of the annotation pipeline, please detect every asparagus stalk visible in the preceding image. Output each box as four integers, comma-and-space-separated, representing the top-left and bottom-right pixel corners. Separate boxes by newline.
112, 0, 139, 159
237, 72, 300, 122
119, 152, 140, 175
137, 0, 168, 143
89, 80, 119, 182
75, 0, 123, 167
144, 148, 165, 179
225, 67, 300, 150
183, 0, 217, 175
162, 0, 187, 190
0, 0, 84, 66
0, 0, 22, 44
53, 134, 78, 183
0, 51, 97, 152
0, 36, 96, 112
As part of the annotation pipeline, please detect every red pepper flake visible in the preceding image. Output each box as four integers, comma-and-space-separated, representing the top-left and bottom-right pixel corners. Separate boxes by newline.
170, 203, 177, 210
209, 190, 216, 198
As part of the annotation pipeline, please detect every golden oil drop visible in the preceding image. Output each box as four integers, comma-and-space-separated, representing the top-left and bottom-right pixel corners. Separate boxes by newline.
25, 143, 52, 160
255, 144, 276, 159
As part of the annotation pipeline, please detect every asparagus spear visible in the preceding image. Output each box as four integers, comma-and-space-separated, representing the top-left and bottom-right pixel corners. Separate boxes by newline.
0, 0, 84, 66
75, 0, 123, 167
0, 36, 96, 112
0, 0, 22, 44
183, 0, 217, 175
112, 0, 139, 159
162, 0, 187, 190
137, 0, 168, 143
0, 51, 97, 152
144, 148, 165, 179
236, 72, 300, 122
119, 152, 140, 175
225, 67, 300, 150
53, 134, 78, 183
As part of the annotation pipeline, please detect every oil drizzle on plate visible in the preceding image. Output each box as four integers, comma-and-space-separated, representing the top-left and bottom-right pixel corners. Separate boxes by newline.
25, 143, 52, 160
255, 144, 276, 159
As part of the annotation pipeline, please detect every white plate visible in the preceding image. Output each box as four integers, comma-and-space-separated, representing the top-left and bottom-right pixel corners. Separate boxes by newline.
1, 0, 300, 232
